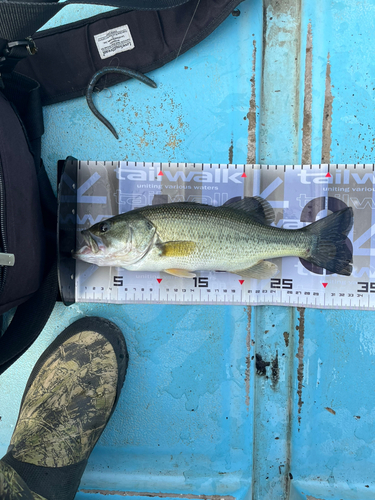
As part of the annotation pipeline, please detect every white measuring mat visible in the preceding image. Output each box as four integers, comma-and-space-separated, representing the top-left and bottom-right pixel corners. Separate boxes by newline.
72, 161, 375, 309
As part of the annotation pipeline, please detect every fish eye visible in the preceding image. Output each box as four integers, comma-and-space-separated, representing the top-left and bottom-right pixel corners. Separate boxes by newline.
99, 221, 110, 233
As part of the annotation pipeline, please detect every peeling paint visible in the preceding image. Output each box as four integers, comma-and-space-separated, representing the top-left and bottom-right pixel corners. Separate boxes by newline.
325, 407, 336, 415
271, 350, 279, 387
247, 39, 257, 163
283, 331, 290, 347
321, 53, 334, 163
245, 306, 251, 410
306, 496, 325, 500
256, 353, 270, 376
296, 307, 305, 426
254, 349, 279, 387
302, 22, 313, 165
315, 358, 322, 388
80, 491, 235, 499
228, 136, 234, 164
359, 328, 375, 356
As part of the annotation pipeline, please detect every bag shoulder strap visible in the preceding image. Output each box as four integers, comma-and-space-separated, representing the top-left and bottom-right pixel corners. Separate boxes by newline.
0, 0, 192, 42
13, 0, 242, 106
0, 0, 193, 84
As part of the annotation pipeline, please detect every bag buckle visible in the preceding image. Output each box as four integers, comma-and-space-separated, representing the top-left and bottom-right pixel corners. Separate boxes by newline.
1, 37, 38, 60
0, 253, 15, 266
0, 37, 38, 87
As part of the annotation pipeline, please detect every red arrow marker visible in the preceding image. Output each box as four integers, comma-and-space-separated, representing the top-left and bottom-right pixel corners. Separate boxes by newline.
241, 172, 247, 178
157, 278, 162, 283
325, 173, 332, 178
158, 171, 164, 176
239, 280, 245, 285
322, 283, 328, 288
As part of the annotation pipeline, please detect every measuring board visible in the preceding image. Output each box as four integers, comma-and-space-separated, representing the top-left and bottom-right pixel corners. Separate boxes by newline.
58, 160, 375, 309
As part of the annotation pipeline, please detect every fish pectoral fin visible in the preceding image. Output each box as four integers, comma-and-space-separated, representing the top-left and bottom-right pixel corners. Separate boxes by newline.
234, 261, 278, 280
159, 241, 196, 257
164, 268, 196, 278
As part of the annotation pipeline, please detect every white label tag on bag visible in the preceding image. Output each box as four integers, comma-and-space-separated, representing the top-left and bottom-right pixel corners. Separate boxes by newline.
94, 25, 135, 60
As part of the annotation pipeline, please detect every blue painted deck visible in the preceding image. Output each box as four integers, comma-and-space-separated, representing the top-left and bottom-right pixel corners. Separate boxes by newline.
1, 1, 375, 499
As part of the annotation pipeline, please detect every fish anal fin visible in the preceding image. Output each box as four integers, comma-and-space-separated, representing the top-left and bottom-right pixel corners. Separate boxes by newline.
159, 241, 196, 257
164, 269, 196, 278
233, 261, 278, 280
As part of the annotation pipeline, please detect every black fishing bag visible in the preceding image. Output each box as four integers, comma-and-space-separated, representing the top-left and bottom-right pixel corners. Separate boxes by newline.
0, 0, 243, 374
0, 73, 58, 375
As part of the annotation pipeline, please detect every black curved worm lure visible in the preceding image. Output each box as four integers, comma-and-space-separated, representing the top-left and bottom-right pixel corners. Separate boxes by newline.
86, 67, 157, 140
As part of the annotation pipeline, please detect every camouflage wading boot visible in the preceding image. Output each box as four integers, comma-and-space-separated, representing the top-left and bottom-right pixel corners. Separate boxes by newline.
0, 317, 128, 500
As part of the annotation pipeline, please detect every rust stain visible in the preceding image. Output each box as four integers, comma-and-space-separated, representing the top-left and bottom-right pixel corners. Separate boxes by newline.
296, 307, 305, 426
325, 407, 336, 415
321, 53, 334, 163
293, 4, 303, 159
245, 306, 251, 410
80, 492, 235, 500
228, 136, 234, 164
302, 22, 313, 165
283, 320, 294, 494
246, 39, 257, 164
283, 331, 290, 347
306, 496, 326, 500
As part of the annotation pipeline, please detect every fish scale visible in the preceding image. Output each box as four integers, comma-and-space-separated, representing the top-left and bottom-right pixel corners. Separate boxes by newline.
132, 203, 310, 273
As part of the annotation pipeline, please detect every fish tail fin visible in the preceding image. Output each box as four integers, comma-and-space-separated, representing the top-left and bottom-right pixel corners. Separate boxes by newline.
302, 207, 354, 276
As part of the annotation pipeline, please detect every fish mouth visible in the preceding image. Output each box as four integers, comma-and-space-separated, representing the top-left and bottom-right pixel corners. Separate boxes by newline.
75, 230, 103, 257
83, 230, 100, 252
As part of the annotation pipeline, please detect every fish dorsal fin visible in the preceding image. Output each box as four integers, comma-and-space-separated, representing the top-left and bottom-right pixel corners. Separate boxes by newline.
233, 260, 278, 280
158, 241, 196, 257
223, 196, 275, 225
164, 268, 196, 278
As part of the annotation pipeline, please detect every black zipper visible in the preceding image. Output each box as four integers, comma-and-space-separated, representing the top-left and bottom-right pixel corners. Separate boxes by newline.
0, 156, 7, 295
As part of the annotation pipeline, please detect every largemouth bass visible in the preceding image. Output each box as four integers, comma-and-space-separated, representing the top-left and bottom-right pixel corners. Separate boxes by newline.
75, 197, 354, 279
